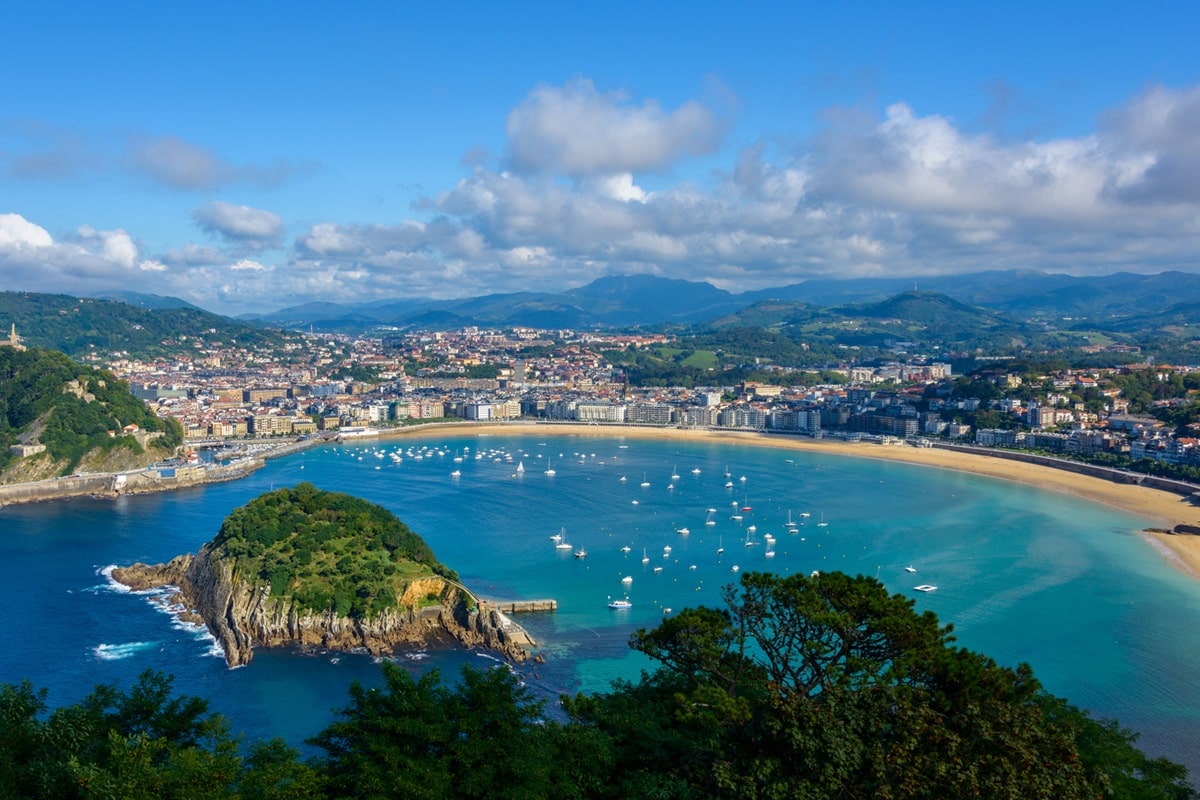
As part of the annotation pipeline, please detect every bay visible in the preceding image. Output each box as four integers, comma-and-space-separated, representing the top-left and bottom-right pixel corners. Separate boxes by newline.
1, 430, 1197, 775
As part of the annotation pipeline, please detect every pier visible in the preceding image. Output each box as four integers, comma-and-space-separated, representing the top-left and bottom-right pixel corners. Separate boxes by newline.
484, 599, 557, 614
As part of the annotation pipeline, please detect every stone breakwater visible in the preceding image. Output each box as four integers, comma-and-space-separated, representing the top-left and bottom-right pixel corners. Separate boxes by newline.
111, 547, 534, 667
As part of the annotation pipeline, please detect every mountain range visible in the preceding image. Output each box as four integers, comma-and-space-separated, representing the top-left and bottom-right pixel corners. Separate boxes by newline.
227, 269, 1200, 336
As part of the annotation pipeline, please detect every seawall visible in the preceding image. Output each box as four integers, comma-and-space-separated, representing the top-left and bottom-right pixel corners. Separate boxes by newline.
0, 457, 264, 508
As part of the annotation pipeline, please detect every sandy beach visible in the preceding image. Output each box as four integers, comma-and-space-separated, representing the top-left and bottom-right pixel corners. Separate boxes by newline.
377, 422, 1200, 579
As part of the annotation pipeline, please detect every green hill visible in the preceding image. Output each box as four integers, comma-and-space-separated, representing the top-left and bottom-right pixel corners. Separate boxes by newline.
212, 482, 458, 618
0, 345, 181, 478
0, 291, 287, 359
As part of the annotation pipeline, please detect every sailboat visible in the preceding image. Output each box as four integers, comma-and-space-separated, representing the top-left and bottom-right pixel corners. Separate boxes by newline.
717, 535, 724, 554
671, 465, 680, 480
544, 458, 556, 476
817, 512, 828, 527
554, 527, 573, 549
641, 548, 650, 564
785, 510, 798, 530
516, 461, 524, 474
640, 473, 650, 488
705, 508, 717, 526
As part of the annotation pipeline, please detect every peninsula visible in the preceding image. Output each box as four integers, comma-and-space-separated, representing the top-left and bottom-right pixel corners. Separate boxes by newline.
111, 482, 533, 666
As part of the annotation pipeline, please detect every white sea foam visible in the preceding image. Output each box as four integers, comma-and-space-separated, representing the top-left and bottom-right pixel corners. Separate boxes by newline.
94, 641, 157, 661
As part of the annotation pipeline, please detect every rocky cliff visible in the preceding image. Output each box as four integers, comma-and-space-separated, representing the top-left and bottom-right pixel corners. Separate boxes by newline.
112, 545, 533, 667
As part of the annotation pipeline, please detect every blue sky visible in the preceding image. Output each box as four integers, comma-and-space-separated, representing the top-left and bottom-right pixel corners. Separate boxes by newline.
2, 2, 1199, 315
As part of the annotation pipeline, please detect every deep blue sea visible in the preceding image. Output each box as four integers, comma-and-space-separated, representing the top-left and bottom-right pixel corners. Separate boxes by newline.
2, 430, 1198, 775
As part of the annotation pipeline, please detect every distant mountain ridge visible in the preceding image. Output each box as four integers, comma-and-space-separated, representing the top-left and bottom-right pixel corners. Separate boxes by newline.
237, 269, 1200, 334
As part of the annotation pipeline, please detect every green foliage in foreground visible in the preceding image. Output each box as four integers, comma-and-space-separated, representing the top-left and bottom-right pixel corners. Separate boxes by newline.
1, 572, 1193, 799
212, 482, 459, 618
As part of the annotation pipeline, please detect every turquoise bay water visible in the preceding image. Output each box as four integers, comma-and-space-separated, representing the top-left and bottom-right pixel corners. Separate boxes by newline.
1, 431, 1198, 773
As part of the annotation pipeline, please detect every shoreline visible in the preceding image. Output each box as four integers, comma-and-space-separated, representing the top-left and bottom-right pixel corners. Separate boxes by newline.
374, 422, 1200, 580
10, 421, 1200, 579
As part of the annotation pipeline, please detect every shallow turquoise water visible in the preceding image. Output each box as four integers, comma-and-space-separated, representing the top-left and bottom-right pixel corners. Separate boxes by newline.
1, 430, 1197, 772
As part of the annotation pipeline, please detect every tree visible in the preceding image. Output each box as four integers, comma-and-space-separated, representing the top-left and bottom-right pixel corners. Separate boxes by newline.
589, 571, 1197, 799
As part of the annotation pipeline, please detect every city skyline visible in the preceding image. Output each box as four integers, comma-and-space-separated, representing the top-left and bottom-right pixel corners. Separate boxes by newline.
2, 2, 1199, 316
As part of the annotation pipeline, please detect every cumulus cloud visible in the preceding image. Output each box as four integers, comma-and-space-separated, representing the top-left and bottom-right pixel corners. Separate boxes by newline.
0, 212, 54, 248
193, 201, 285, 247
13, 79, 1200, 315
505, 78, 725, 175
0, 213, 181, 294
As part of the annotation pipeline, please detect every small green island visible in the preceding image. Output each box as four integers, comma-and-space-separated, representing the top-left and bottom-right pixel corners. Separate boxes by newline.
112, 483, 532, 666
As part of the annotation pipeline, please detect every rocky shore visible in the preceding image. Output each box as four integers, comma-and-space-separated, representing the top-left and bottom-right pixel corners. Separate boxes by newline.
111, 545, 534, 668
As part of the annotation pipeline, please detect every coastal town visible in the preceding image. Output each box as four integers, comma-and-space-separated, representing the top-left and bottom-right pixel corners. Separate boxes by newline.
81, 325, 1200, 477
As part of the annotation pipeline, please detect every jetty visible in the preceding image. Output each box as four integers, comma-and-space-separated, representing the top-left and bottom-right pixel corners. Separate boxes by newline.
483, 599, 558, 614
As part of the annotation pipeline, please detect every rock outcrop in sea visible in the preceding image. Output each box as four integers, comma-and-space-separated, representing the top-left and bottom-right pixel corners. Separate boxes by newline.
112, 544, 533, 667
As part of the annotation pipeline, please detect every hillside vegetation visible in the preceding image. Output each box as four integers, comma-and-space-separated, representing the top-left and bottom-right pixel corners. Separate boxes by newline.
211, 483, 458, 618
0, 291, 286, 360
0, 346, 181, 477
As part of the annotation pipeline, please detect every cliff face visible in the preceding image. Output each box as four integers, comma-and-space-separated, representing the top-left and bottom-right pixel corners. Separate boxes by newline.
112, 546, 532, 668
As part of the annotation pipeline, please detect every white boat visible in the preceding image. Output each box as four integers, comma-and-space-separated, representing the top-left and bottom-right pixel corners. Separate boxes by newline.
785, 511, 798, 530
905, 565, 918, 573
544, 459, 556, 476
620, 545, 632, 553
731, 564, 739, 572
725, 480, 734, 488
554, 527, 573, 550
914, 584, 937, 592
816, 512, 828, 527
516, 461, 524, 473
608, 599, 633, 609
550, 529, 563, 543
450, 468, 461, 477
574, 547, 587, 559
619, 475, 627, 482
799, 511, 811, 518
653, 566, 663, 573
671, 465, 681, 480
717, 535, 724, 554
663, 545, 672, 555
691, 467, 702, 475
642, 548, 650, 563
764, 549, 775, 558
640, 473, 650, 488
621, 575, 633, 584
676, 526, 690, 535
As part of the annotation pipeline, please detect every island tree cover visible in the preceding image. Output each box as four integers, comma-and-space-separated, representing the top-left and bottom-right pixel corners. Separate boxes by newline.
211, 482, 458, 618
0, 571, 1192, 799
0, 345, 181, 474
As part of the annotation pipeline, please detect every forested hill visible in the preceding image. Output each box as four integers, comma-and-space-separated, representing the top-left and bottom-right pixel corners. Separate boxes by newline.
0, 345, 180, 478
212, 482, 458, 618
0, 291, 286, 359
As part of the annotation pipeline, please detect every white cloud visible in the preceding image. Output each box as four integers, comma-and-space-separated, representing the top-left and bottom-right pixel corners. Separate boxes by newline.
230, 259, 269, 271
193, 201, 285, 246
14, 79, 1200, 315
0, 212, 54, 248
505, 78, 725, 175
